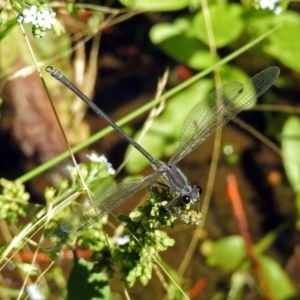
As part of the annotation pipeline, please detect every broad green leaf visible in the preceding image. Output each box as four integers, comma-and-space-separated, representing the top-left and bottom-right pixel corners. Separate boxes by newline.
150, 19, 217, 69
67, 254, 110, 300
265, 23, 300, 72
205, 236, 246, 271
258, 255, 296, 300
281, 116, 300, 193
192, 4, 244, 48
245, 9, 300, 41
188, 50, 218, 70
125, 79, 213, 174
119, 0, 188, 11
243, 9, 300, 70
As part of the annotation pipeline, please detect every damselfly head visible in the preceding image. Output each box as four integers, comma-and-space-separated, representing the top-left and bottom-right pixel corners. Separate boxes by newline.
181, 185, 202, 205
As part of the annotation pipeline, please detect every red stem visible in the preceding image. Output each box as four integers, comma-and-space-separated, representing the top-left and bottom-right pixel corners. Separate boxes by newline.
226, 174, 272, 300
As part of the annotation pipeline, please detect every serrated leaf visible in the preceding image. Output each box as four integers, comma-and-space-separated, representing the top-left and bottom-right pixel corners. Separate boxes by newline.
192, 4, 244, 48
258, 255, 296, 300
119, 0, 188, 11
281, 116, 300, 193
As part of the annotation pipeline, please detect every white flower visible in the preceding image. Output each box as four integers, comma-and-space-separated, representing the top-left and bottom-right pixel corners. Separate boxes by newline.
116, 235, 130, 245
87, 153, 108, 163
48, 10, 56, 25
258, 0, 278, 10
36, 9, 56, 29
86, 153, 116, 175
107, 166, 116, 175
26, 283, 45, 300
23, 6, 38, 25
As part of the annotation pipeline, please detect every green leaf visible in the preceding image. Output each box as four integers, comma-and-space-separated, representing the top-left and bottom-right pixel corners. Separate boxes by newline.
67, 253, 110, 300
205, 236, 246, 271
125, 79, 213, 174
281, 116, 300, 193
192, 4, 244, 48
246, 10, 300, 68
265, 23, 300, 72
119, 0, 188, 11
0, 17, 16, 40
150, 18, 218, 69
258, 255, 296, 300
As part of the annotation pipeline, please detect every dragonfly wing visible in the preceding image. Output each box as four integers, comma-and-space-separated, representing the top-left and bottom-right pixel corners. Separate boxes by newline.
42, 171, 160, 251
169, 66, 280, 165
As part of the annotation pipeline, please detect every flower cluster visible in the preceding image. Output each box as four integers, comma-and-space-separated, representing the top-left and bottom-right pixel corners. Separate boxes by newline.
257, 0, 282, 14
113, 186, 202, 286
16, 5, 56, 38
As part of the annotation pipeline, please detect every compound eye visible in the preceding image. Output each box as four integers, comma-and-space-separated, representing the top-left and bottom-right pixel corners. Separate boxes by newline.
182, 195, 190, 204
196, 186, 202, 195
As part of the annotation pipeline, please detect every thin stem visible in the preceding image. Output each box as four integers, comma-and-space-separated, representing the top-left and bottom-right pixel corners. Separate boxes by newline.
233, 117, 282, 156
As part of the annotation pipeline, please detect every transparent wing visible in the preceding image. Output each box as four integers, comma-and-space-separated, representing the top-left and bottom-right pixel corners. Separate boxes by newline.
169, 66, 280, 165
42, 171, 160, 251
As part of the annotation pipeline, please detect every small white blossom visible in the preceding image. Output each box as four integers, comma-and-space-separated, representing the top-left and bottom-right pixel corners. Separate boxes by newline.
26, 283, 45, 300
18, 6, 56, 32
86, 153, 116, 175
107, 165, 116, 175
46, 10, 57, 28
116, 235, 130, 245
258, 0, 278, 10
23, 6, 38, 25
36, 10, 56, 29
87, 153, 108, 163
66, 164, 79, 171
